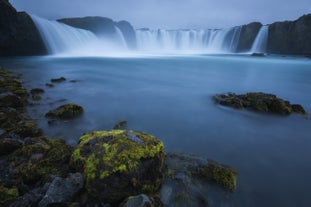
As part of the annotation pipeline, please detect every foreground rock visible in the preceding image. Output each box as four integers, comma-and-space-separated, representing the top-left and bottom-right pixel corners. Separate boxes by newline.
213, 92, 307, 115
160, 153, 237, 207
71, 130, 165, 203
45, 104, 83, 119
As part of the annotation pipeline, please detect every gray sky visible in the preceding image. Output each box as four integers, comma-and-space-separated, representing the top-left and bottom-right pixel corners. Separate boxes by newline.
10, 0, 311, 29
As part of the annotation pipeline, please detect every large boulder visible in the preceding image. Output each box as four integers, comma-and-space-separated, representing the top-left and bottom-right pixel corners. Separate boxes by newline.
213, 92, 307, 115
236, 22, 262, 52
267, 14, 311, 55
71, 130, 165, 203
0, 0, 46, 56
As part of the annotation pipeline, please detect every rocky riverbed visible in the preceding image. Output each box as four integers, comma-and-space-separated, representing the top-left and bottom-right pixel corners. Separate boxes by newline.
0, 67, 237, 206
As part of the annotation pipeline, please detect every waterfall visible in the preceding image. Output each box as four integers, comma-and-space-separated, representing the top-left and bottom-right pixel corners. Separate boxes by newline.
31, 14, 244, 56
31, 15, 97, 54
31, 15, 129, 56
135, 27, 241, 53
251, 25, 269, 53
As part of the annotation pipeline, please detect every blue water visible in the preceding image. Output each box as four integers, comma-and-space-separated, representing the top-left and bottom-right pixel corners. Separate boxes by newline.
1, 55, 311, 206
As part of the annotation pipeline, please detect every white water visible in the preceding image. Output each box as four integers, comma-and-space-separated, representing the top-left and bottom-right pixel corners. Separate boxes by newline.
31, 15, 129, 56
31, 15, 271, 56
251, 25, 269, 53
135, 27, 241, 53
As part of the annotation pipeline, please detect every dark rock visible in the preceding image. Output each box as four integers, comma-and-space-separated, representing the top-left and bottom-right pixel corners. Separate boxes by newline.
45, 104, 83, 119
0, 0, 46, 56
113, 120, 127, 129
0, 92, 25, 108
70, 130, 165, 203
9, 186, 48, 207
267, 14, 311, 55
121, 194, 154, 207
39, 173, 84, 207
213, 92, 307, 115
251, 52, 265, 57
30, 88, 45, 95
236, 22, 262, 52
45, 83, 54, 88
292, 104, 306, 114
0, 138, 24, 156
51, 77, 66, 83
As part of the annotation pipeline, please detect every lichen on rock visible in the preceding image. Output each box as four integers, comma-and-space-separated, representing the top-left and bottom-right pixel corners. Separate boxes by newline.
71, 130, 165, 203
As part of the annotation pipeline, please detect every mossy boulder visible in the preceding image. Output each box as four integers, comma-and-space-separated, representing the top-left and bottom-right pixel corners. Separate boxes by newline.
213, 92, 307, 115
71, 130, 165, 203
45, 104, 83, 119
10, 136, 73, 185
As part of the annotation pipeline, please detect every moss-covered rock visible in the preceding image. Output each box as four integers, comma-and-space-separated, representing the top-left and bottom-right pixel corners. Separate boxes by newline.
45, 104, 83, 119
71, 130, 165, 203
213, 92, 307, 115
113, 120, 128, 129
10, 137, 73, 185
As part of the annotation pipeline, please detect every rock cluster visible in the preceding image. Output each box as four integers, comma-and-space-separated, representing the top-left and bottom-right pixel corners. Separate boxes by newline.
213, 92, 307, 115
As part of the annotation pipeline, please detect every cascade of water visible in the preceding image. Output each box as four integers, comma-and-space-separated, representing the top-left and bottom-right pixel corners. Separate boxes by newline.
114, 26, 128, 49
31, 15, 129, 56
31, 15, 97, 54
250, 25, 269, 53
135, 27, 241, 53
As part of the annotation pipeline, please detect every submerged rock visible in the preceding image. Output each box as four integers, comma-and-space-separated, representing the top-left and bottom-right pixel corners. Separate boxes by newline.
71, 130, 165, 203
51, 77, 66, 83
113, 120, 128, 130
213, 92, 307, 115
251, 52, 265, 57
30, 88, 44, 95
45, 104, 83, 119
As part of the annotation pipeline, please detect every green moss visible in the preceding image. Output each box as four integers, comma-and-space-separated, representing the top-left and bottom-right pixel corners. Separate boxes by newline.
32, 94, 42, 101
0, 184, 19, 203
11, 137, 72, 184
71, 130, 165, 198
204, 162, 237, 191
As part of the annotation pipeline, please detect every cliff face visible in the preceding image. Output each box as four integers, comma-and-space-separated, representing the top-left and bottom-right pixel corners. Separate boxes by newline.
236, 22, 262, 52
267, 14, 311, 55
0, 0, 46, 56
58, 17, 137, 49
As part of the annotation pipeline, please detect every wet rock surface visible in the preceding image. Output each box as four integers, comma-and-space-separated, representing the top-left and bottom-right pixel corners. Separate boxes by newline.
213, 92, 307, 115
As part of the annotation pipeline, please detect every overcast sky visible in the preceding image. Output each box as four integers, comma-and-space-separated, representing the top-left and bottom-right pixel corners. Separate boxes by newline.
10, 0, 311, 29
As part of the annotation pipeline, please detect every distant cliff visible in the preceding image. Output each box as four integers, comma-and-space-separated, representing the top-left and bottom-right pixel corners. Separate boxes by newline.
58, 17, 137, 49
0, 0, 46, 56
267, 14, 311, 55
236, 22, 262, 52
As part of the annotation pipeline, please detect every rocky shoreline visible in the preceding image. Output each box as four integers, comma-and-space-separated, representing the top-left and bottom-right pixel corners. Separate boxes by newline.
0, 67, 237, 206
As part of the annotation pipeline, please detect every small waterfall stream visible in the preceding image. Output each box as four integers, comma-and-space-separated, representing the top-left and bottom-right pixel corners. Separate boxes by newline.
250, 25, 269, 53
